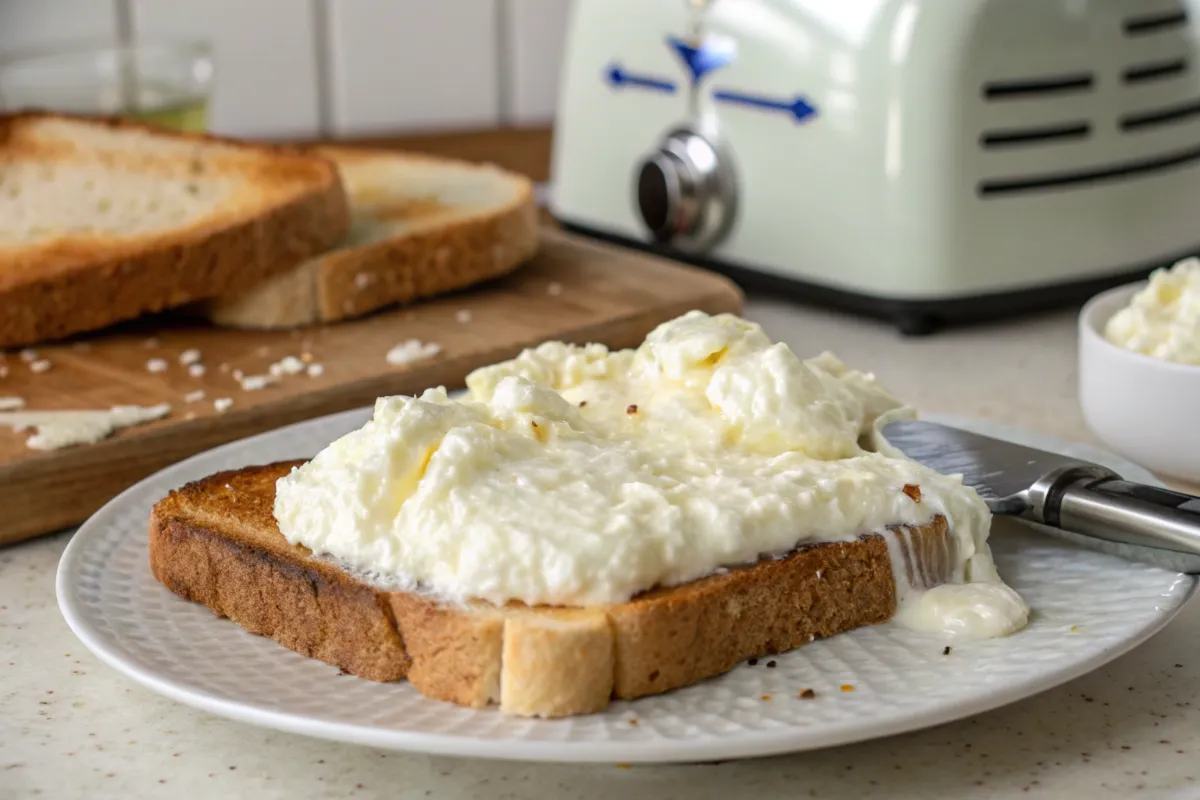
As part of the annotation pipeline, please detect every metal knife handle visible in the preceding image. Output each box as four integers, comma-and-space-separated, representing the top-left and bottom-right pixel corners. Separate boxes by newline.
1045, 474, 1200, 560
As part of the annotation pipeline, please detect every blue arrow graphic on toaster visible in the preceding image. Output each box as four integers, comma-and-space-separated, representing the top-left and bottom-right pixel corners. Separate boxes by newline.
605, 64, 677, 94
712, 89, 818, 123
668, 35, 736, 85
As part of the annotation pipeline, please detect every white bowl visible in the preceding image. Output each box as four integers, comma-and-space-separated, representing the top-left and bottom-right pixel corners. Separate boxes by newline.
1078, 283, 1200, 484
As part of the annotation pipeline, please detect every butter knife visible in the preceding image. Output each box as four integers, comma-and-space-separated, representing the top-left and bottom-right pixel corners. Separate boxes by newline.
882, 419, 1200, 574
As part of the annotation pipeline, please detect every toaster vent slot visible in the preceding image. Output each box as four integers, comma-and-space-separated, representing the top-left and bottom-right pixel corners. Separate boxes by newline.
981, 122, 1090, 149
1121, 98, 1200, 131
1123, 58, 1188, 84
977, 143, 1200, 197
1123, 9, 1188, 36
983, 73, 1094, 99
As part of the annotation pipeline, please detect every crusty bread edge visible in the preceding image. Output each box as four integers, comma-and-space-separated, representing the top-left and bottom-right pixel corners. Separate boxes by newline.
0, 111, 350, 347
149, 462, 950, 718
201, 147, 539, 329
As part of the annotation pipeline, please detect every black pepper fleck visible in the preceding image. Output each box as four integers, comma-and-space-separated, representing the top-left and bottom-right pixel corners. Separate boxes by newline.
748, 658, 758, 666
766, 660, 777, 668
943, 646, 952, 655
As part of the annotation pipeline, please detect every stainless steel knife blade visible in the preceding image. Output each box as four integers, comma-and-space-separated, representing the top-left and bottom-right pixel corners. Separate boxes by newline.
881, 418, 1200, 574
881, 419, 1081, 507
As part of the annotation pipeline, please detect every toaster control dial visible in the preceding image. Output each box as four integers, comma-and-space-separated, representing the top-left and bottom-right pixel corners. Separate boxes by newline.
635, 127, 735, 253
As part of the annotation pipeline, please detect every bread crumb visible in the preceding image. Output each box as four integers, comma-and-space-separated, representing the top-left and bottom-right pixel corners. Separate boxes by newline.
19, 349, 37, 363
799, 688, 816, 699
841, 684, 855, 692
1070, 625, 1081, 633
386, 339, 442, 366
146, 358, 168, 374
455, 309, 473, 324
239, 374, 275, 391
213, 398, 233, 413
547, 281, 563, 296
178, 349, 202, 366
29, 359, 52, 373
761, 695, 772, 701
188, 364, 206, 378
902, 483, 922, 503
306, 364, 324, 378
184, 390, 206, 403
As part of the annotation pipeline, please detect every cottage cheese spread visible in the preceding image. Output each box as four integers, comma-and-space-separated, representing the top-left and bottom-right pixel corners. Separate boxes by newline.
0, 403, 170, 450
275, 312, 1028, 639
1105, 257, 1200, 365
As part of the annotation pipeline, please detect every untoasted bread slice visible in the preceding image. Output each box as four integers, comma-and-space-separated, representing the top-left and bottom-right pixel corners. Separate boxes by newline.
0, 112, 349, 348
149, 462, 952, 717
199, 147, 539, 329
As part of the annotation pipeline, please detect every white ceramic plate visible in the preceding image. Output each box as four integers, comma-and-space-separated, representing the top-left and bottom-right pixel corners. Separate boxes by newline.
57, 410, 1196, 764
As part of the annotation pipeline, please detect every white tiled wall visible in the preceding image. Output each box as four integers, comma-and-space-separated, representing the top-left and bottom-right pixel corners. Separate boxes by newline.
326, 0, 500, 136
504, 0, 573, 125
131, 0, 322, 138
0, 0, 574, 139
0, 0, 118, 54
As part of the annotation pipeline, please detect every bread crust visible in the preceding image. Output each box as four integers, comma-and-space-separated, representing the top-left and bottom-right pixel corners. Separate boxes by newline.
200, 147, 539, 329
0, 111, 349, 347
150, 461, 951, 717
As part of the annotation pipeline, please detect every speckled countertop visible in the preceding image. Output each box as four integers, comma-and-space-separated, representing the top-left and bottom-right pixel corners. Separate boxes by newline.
3, 297, 1199, 800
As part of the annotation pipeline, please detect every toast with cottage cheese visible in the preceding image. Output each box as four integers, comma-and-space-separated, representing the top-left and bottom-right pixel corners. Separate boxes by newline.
0, 111, 349, 348
198, 147, 539, 329
149, 461, 953, 717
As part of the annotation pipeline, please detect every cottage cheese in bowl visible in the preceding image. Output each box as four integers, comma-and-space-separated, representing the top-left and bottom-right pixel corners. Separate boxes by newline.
1104, 257, 1200, 366
1080, 264, 1200, 483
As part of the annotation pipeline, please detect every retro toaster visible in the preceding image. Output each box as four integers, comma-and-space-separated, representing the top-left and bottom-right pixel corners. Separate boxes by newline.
549, 0, 1200, 333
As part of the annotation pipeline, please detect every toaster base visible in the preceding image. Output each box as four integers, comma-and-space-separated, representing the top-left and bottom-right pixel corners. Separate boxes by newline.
561, 221, 1182, 336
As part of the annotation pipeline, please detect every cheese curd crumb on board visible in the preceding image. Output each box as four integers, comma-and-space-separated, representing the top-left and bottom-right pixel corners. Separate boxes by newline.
276, 311, 1028, 640
386, 339, 442, 366
0, 403, 170, 450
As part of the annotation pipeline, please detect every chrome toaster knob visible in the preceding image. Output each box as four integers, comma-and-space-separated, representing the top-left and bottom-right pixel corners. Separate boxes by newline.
634, 127, 736, 253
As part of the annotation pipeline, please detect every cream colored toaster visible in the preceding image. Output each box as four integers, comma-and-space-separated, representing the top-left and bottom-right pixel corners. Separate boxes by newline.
550, 0, 1200, 333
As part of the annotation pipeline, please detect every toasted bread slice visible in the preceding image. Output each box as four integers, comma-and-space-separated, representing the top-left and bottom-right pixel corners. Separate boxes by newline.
199, 147, 539, 329
149, 462, 952, 717
0, 112, 348, 348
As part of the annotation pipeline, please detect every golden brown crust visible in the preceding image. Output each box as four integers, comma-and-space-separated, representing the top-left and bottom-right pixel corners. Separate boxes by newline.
149, 461, 952, 717
0, 111, 349, 347
200, 147, 539, 329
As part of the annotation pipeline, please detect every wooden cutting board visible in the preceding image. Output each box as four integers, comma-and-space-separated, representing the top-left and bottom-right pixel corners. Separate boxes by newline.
0, 229, 742, 545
